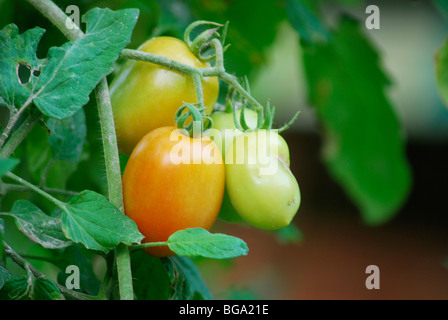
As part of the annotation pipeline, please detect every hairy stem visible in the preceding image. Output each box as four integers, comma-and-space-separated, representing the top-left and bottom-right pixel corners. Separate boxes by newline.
5, 172, 63, 206
94, 78, 133, 300
26, 0, 83, 41
26, 0, 134, 300
0, 102, 33, 150
0, 109, 42, 158
0, 182, 78, 197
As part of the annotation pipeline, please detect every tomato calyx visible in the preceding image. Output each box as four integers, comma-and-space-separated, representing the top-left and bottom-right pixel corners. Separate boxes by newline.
184, 20, 230, 63
175, 102, 213, 138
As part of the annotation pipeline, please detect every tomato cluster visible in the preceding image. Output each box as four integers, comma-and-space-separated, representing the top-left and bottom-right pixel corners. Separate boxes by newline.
111, 36, 300, 257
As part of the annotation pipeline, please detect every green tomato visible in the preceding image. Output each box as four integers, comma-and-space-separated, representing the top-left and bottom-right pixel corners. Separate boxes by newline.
225, 130, 301, 230
209, 107, 258, 160
209, 108, 258, 223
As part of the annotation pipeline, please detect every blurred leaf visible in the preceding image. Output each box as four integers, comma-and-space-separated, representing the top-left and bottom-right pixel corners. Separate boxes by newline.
0, 200, 72, 249
0, 158, 19, 177
218, 187, 245, 223
0, 24, 45, 111
25, 125, 77, 189
0, 275, 32, 300
436, 36, 448, 108
162, 255, 213, 300
47, 109, 87, 162
167, 228, 248, 259
286, 0, 330, 44
31, 278, 62, 300
0, 219, 3, 262
55, 244, 101, 296
434, 0, 448, 18
0, 266, 11, 291
190, 0, 286, 77
61, 190, 144, 253
131, 250, 172, 300
119, 153, 129, 175
156, 0, 193, 37
274, 223, 303, 244
302, 16, 412, 225
0, 274, 61, 300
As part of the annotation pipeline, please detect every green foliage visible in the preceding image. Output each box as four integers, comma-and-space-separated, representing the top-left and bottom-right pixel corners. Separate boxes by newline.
0, 200, 72, 249
286, 0, 330, 44
0, 274, 62, 300
47, 109, 87, 162
1, 0, 445, 301
302, 16, 412, 225
167, 228, 249, 259
436, 36, 448, 108
60, 190, 144, 253
0, 158, 19, 178
163, 256, 213, 300
0, 24, 44, 111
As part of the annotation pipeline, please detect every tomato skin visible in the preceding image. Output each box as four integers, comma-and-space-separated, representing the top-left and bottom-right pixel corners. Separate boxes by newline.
209, 108, 258, 160
110, 37, 219, 155
122, 126, 225, 257
225, 130, 300, 230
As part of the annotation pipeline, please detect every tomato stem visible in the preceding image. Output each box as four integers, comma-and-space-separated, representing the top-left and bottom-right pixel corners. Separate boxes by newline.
26, 0, 136, 300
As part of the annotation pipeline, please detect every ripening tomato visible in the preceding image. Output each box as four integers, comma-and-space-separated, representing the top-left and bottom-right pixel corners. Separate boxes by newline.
110, 37, 220, 155
122, 126, 225, 257
225, 130, 301, 230
209, 107, 258, 160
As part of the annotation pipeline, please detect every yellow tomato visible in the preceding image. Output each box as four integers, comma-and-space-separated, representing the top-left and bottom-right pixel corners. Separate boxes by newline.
110, 37, 219, 155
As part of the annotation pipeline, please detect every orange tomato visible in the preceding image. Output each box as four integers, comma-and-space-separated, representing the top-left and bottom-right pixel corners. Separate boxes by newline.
122, 126, 225, 257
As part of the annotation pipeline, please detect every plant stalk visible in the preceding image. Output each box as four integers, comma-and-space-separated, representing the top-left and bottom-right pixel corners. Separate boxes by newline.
25, 0, 134, 300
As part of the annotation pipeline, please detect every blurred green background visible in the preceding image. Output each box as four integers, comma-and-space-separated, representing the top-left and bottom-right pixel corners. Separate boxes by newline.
1, 0, 448, 299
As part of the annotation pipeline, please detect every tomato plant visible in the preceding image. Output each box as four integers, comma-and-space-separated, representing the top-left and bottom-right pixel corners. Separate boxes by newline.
0, 0, 421, 303
110, 36, 219, 155
122, 125, 225, 257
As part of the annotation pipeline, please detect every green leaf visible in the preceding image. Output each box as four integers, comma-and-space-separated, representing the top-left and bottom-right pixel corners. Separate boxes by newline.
47, 109, 87, 162
0, 219, 4, 262
274, 224, 303, 244
0, 275, 32, 300
218, 188, 245, 223
436, 36, 448, 108
0, 24, 45, 110
61, 190, 144, 253
286, 0, 330, 44
0, 200, 72, 249
33, 7, 139, 119
131, 250, 172, 300
25, 125, 78, 189
162, 256, 213, 300
167, 228, 248, 259
434, 0, 448, 18
0, 274, 61, 300
0, 266, 11, 291
0, 158, 19, 178
190, 0, 285, 77
55, 244, 101, 296
32, 278, 62, 300
302, 16, 412, 225
0, 8, 139, 119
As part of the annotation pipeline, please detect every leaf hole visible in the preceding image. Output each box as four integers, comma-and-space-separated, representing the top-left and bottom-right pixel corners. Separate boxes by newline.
32, 68, 41, 77
17, 62, 32, 85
